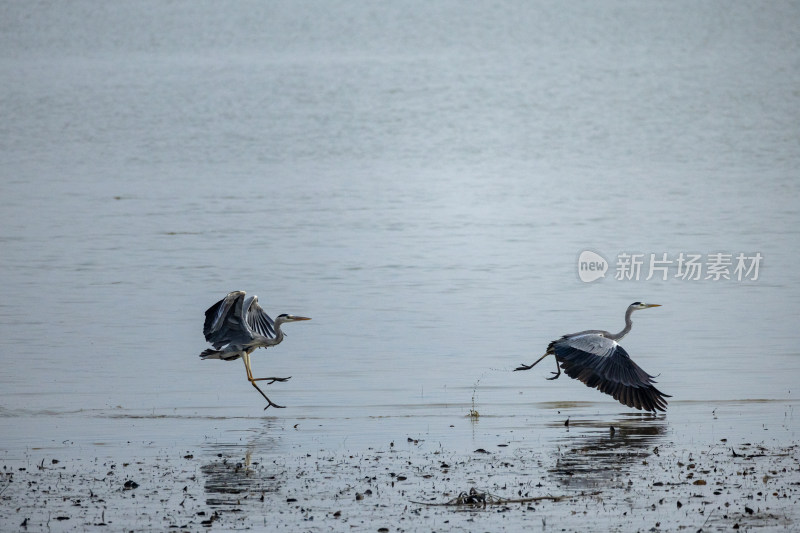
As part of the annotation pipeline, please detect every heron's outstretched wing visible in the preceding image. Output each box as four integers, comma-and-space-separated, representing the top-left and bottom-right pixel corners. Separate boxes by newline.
203, 291, 248, 349
244, 295, 276, 339
551, 333, 670, 412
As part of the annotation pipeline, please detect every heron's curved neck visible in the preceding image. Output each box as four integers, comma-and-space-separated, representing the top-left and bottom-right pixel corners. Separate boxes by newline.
254, 322, 285, 347
272, 321, 286, 345
608, 306, 635, 341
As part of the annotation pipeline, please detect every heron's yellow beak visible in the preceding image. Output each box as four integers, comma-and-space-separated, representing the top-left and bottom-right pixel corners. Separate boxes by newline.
293, 316, 312, 321
645, 304, 661, 308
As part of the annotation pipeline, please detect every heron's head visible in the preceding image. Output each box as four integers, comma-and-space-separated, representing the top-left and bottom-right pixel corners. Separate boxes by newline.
630, 302, 661, 310
276, 313, 311, 324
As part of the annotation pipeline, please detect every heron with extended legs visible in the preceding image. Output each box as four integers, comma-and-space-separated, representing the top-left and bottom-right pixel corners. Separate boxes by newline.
515, 302, 670, 412
200, 291, 310, 409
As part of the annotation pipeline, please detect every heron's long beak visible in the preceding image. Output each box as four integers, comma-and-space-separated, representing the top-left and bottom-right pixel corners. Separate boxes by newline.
292, 316, 311, 321
645, 304, 661, 308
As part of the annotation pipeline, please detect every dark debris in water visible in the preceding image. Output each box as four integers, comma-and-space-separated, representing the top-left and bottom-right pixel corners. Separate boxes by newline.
1, 441, 799, 531
413, 486, 601, 507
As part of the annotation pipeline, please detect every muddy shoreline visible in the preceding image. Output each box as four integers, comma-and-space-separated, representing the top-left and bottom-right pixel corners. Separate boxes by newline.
3, 433, 798, 532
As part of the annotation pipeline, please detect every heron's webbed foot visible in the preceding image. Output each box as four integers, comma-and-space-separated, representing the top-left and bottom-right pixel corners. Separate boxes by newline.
263, 397, 286, 410
249, 380, 287, 409
546, 358, 562, 380
514, 352, 550, 372
252, 376, 291, 384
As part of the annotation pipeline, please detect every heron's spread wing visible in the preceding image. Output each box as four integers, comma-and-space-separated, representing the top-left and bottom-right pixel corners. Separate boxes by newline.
245, 295, 276, 339
555, 332, 617, 358
203, 291, 249, 349
551, 333, 670, 412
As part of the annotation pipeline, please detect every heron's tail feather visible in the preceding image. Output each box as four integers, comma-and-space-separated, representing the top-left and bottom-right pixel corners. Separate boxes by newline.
199, 348, 223, 359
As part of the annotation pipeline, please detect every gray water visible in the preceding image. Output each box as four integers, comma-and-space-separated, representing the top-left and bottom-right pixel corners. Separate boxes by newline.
1, 1, 799, 460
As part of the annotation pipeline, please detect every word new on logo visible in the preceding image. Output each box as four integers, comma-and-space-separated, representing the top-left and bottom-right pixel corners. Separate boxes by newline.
578, 251, 608, 283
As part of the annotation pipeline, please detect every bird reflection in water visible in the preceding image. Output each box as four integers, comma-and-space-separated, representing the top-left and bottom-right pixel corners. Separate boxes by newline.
201, 421, 285, 507
547, 413, 668, 489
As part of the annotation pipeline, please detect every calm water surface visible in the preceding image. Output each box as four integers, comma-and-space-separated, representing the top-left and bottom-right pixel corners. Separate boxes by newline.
1, 1, 799, 462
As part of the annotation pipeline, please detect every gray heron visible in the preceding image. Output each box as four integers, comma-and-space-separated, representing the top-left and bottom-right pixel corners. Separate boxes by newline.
200, 291, 310, 409
515, 302, 669, 412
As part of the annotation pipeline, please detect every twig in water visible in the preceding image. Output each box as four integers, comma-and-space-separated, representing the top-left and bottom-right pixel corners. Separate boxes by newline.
701, 505, 716, 529
411, 487, 601, 507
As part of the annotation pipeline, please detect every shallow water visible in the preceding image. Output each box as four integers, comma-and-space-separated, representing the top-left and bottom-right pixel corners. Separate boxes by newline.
1, 1, 800, 529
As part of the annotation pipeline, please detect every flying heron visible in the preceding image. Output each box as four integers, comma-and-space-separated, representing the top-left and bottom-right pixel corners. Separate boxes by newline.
200, 290, 310, 409
515, 302, 670, 412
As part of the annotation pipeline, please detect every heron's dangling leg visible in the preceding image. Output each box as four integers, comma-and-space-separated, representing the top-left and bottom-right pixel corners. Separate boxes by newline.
546, 357, 561, 380
242, 353, 286, 410
514, 352, 550, 372
241, 353, 291, 383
